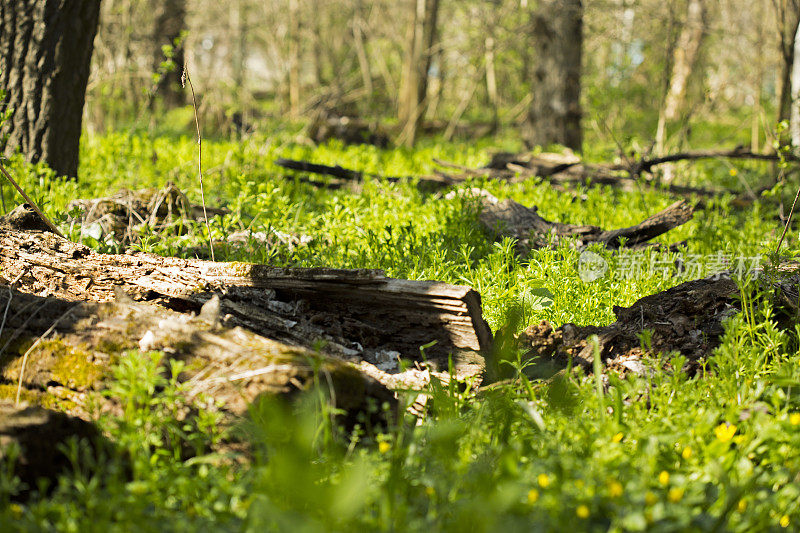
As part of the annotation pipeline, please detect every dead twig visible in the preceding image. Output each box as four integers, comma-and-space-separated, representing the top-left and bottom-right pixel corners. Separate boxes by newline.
181, 66, 215, 261
0, 158, 65, 239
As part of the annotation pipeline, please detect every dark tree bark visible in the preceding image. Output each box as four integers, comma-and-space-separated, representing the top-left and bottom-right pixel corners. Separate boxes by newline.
522, 0, 583, 152
152, 0, 187, 108
0, 0, 100, 179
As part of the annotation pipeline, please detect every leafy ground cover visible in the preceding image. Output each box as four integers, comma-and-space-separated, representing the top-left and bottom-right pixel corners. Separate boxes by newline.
1, 128, 800, 531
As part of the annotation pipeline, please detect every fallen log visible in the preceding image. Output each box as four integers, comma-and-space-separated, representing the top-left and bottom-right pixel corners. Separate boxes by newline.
470, 189, 693, 252
0, 205, 491, 396
0, 288, 396, 421
516, 265, 800, 377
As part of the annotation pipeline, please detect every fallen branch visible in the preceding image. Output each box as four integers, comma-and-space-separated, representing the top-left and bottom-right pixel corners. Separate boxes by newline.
432, 146, 799, 199
629, 147, 800, 175
275, 158, 454, 189
472, 189, 693, 252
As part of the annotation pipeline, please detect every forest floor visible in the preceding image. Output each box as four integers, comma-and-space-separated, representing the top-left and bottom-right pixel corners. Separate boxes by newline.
1, 127, 800, 531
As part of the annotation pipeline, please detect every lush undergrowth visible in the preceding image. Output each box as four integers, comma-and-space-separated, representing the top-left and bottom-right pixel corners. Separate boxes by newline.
2, 128, 800, 531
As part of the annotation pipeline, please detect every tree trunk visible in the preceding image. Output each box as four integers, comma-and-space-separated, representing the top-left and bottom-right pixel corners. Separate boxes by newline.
790, 14, 800, 149
655, 0, 707, 154
287, 0, 302, 117
776, 0, 800, 132
522, 0, 583, 152
398, 0, 441, 147
152, 0, 186, 108
0, 0, 100, 180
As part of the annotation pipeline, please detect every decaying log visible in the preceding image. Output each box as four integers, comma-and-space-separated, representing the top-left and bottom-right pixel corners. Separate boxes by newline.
517, 266, 800, 377
0, 206, 491, 390
471, 189, 693, 252
0, 289, 395, 420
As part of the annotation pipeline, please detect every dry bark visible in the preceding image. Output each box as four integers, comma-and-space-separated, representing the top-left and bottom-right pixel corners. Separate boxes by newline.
473, 189, 693, 253
518, 266, 800, 377
0, 205, 491, 396
0, 288, 396, 421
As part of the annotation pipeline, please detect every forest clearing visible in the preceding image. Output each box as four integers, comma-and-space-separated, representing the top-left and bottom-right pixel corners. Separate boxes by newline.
2, 0, 800, 531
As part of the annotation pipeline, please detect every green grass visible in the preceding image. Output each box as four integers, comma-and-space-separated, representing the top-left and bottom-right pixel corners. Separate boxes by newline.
2, 129, 800, 531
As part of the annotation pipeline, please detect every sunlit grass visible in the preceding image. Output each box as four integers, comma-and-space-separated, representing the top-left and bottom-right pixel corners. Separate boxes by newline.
2, 129, 800, 531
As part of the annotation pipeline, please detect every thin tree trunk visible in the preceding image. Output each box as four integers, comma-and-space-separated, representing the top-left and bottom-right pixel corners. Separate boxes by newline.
288, 0, 302, 117
0, 0, 101, 180
485, 36, 499, 129
398, 0, 441, 147
352, 18, 374, 103
655, 0, 707, 154
790, 14, 800, 149
231, 0, 247, 96
775, 0, 800, 130
152, 0, 186, 108
522, 0, 583, 152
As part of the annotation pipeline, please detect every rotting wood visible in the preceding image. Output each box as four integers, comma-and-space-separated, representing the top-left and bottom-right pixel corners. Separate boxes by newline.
0, 288, 396, 421
468, 189, 693, 253
0, 205, 491, 389
516, 264, 800, 378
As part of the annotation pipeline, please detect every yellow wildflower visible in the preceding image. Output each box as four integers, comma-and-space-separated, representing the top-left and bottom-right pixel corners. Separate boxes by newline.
425, 486, 435, 497
378, 441, 391, 454
780, 515, 790, 528
608, 480, 624, 498
714, 423, 737, 442
737, 499, 747, 513
681, 447, 693, 460
789, 412, 800, 426
667, 487, 684, 503
537, 473, 551, 488
9, 503, 22, 519
576, 504, 590, 519
658, 470, 670, 486
729, 168, 738, 177
527, 489, 539, 504
612, 432, 624, 443
645, 491, 658, 506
